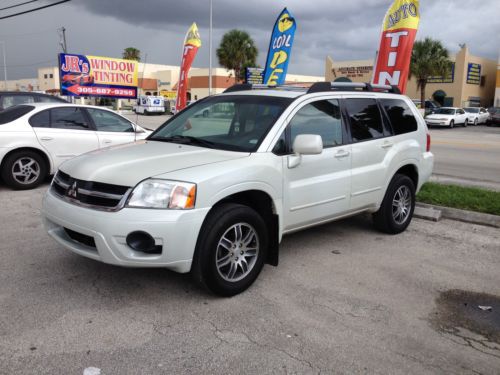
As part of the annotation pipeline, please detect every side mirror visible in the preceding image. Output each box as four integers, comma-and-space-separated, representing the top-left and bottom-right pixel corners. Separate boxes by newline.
293, 134, 323, 155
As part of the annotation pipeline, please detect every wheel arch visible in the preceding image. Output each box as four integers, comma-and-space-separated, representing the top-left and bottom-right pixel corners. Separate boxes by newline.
394, 163, 419, 189
1, 147, 52, 175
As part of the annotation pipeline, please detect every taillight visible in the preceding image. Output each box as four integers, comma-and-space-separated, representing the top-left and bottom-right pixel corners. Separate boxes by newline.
426, 133, 431, 152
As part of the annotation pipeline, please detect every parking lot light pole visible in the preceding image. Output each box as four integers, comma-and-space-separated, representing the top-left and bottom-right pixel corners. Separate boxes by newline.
0, 41, 7, 90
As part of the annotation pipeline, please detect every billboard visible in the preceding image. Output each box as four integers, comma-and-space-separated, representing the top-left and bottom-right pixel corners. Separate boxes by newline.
466, 63, 481, 85
59, 53, 138, 99
427, 63, 455, 84
245, 67, 264, 84
262, 8, 297, 86
372, 0, 420, 94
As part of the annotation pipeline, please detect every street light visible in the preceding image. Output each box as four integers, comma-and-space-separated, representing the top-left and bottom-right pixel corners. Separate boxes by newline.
0, 41, 7, 90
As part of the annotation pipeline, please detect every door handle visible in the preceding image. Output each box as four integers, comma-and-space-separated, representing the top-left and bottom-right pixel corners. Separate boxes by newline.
103, 139, 112, 144
381, 142, 393, 149
40, 137, 53, 141
334, 150, 350, 158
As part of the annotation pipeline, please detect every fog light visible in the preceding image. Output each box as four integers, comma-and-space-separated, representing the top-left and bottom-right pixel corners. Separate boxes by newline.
126, 231, 161, 254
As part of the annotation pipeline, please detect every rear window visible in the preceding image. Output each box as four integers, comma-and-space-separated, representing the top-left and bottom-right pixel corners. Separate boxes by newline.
380, 99, 418, 135
0, 105, 35, 124
344, 98, 384, 142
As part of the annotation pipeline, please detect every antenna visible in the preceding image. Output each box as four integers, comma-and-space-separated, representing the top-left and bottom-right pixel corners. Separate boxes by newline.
134, 53, 147, 142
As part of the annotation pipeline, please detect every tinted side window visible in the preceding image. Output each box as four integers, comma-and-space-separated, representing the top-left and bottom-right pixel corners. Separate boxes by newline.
0, 105, 35, 124
345, 98, 384, 142
29, 110, 51, 128
87, 109, 134, 132
1, 95, 35, 110
289, 99, 343, 148
50, 107, 89, 130
380, 99, 418, 135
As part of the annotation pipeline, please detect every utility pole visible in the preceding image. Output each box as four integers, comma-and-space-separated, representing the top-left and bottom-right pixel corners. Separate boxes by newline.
0, 41, 7, 90
59, 27, 67, 53
208, 0, 212, 95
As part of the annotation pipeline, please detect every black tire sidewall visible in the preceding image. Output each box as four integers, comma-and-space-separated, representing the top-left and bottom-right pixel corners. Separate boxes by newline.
193, 204, 268, 296
450, 120, 454, 128
1, 151, 47, 190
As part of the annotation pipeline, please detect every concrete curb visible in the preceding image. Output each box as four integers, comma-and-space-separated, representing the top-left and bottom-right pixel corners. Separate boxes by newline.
416, 202, 500, 228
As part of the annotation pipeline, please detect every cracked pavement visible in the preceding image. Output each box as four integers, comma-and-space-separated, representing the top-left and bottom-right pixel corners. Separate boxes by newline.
1, 184, 499, 374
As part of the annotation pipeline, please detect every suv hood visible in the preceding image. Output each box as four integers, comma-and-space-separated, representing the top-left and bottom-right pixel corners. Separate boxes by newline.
59, 140, 249, 187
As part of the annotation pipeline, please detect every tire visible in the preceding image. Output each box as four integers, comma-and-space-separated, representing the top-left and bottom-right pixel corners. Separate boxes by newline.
192, 203, 268, 296
449, 120, 454, 128
474, 118, 478, 126
373, 174, 415, 234
1, 150, 47, 190
463, 119, 467, 127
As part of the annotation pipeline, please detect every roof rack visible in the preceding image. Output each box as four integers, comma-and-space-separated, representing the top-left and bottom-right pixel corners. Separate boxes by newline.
307, 82, 401, 94
223, 83, 311, 93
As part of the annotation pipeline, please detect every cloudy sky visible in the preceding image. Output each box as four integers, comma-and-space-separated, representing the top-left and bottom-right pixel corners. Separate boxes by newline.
1, 0, 499, 80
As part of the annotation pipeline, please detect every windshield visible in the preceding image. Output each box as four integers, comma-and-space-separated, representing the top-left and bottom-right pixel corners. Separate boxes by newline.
149, 95, 293, 152
0, 105, 35, 124
434, 108, 455, 115
464, 107, 479, 113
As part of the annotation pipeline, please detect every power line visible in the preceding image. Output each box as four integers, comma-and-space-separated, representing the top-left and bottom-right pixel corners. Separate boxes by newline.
0, 0, 70, 20
0, 0, 40, 12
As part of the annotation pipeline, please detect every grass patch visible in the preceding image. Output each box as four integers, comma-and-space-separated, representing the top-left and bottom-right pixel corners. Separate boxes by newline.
416, 182, 500, 216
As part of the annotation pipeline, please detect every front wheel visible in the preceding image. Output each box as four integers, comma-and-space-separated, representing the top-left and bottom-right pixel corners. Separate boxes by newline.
192, 203, 268, 296
449, 120, 454, 128
1, 151, 47, 190
474, 118, 478, 126
373, 174, 415, 234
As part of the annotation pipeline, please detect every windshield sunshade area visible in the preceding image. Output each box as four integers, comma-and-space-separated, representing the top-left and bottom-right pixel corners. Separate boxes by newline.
434, 108, 455, 115
149, 95, 293, 152
0, 105, 35, 125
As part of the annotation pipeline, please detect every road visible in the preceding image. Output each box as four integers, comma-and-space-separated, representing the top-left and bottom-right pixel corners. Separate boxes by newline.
1, 185, 499, 374
429, 125, 500, 188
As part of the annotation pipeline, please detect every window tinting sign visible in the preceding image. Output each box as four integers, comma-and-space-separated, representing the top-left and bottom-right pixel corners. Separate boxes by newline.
466, 63, 481, 85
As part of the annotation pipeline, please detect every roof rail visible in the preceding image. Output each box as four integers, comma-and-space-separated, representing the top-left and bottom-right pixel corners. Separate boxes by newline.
223, 83, 309, 93
306, 82, 401, 94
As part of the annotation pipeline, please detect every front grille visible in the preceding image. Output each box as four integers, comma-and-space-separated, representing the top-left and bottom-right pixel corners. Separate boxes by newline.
51, 171, 131, 211
64, 228, 96, 248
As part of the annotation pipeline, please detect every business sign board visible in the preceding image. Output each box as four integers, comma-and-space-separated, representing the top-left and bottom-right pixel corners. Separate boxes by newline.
59, 53, 138, 99
160, 90, 177, 99
466, 63, 481, 85
427, 63, 455, 84
245, 67, 264, 84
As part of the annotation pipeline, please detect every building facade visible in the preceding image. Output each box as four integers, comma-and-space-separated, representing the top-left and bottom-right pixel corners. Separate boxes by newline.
325, 46, 496, 107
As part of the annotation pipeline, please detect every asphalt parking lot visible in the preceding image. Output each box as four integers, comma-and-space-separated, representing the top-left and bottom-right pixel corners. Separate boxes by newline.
1, 184, 499, 374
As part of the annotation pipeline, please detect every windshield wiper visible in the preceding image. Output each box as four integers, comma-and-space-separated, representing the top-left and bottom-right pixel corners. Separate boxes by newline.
151, 135, 216, 148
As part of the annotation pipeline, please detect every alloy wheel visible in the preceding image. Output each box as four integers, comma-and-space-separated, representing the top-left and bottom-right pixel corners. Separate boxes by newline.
392, 185, 412, 225
11, 157, 41, 185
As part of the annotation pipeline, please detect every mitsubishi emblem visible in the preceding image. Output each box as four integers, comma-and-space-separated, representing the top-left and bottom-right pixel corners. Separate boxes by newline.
67, 181, 78, 198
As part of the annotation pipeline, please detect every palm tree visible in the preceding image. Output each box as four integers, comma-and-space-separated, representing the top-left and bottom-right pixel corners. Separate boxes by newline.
122, 47, 141, 62
410, 38, 451, 106
217, 30, 258, 82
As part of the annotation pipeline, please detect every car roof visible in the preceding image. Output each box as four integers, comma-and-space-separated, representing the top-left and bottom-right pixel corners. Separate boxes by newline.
219, 89, 304, 99
27, 102, 116, 111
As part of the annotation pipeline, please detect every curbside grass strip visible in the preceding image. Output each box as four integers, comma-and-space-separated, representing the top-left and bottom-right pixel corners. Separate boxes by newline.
416, 203, 500, 228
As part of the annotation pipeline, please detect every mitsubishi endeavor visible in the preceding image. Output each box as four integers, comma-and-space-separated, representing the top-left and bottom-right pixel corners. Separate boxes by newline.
42, 82, 434, 296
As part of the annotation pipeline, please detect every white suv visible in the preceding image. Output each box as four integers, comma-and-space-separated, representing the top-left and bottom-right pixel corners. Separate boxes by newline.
42, 83, 434, 296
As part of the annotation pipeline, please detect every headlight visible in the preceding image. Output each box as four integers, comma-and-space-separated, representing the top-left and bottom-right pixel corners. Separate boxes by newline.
127, 179, 196, 209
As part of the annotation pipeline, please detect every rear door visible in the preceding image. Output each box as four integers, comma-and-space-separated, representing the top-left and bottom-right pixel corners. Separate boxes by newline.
85, 108, 139, 147
30, 107, 99, 169
281, 98, 352, 230
343, 96, 392, 210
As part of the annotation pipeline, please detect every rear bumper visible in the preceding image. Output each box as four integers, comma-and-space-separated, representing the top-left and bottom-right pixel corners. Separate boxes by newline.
418, 152, 434, 191
41, 190, 210, 272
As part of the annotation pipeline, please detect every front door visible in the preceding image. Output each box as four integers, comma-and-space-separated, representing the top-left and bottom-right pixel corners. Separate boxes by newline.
85, 108, 138, 148
281, 98, 352, 231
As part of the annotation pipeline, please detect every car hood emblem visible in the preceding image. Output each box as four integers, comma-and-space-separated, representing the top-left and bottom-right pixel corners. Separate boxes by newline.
67, 181, 78, 198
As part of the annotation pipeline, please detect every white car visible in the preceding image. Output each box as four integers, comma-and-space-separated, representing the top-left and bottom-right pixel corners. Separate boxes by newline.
464, 107, 489, 125
425, 107, 468, 128
42, 82, 434, 296
0, 103, 149, 189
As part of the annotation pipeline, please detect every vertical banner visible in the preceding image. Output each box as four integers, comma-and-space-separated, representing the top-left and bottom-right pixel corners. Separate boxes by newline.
262, 8, 297, 86
175, 23, 201, 112
372, 0, 420, 93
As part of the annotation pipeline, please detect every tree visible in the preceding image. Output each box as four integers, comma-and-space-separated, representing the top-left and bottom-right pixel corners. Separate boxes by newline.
410, 38, 451, 106
122, 47, 141, 62
216, 30, 258, 82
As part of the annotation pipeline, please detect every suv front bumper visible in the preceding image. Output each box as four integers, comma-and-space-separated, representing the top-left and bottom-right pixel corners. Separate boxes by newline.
41, 190, 210, 273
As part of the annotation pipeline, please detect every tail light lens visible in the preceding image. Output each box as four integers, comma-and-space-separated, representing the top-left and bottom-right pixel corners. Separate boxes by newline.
426, 133, 431, 152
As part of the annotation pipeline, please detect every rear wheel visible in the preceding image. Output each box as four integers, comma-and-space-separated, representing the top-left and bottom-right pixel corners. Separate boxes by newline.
373, 174, 415, 234
192, 203, 268, 296
474, 118, 478, 126
1, 150, 47, 190
449, 120, 454, 128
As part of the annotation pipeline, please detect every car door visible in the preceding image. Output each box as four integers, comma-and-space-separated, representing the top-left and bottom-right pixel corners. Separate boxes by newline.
479, 108, 489, 123
30, 107, 99, 169
86, 108, 141, 148
343, 96, 393, 210
456, 108, 467, 124
280, 98, 352, 231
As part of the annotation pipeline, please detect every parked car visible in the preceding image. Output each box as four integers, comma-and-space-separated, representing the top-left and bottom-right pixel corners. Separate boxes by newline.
425, 107, 468, 128
0, 91, 67, 111
0, 103, 149, 190
463, 107, 489, 125
42, 82, 434, 296
412, 99, 440, 115
487, 107, 500, 126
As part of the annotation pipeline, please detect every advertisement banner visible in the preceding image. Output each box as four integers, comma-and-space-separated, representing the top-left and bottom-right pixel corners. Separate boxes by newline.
245, 67, 264, 84
372, 0, 420, 94
175, 23, 201, 112
262, 8, 297, 86
59, 53, 138, 99
466, 63, 481, 85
